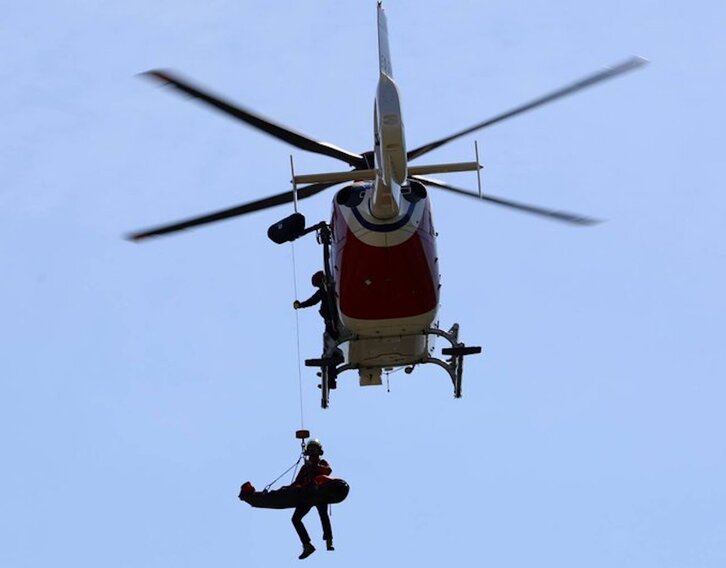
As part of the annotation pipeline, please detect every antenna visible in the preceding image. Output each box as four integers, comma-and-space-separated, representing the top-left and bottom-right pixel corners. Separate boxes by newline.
474, 140, 483, 198
289, 155, 298, 213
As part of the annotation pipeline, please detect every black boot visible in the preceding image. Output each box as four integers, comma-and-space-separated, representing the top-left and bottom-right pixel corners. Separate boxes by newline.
299, 543, 315, 560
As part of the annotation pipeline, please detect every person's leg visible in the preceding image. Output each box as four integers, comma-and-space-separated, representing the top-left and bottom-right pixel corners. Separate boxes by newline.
292, 505, 312, 544
292, 505, 316, 559
316, 504, 334, 550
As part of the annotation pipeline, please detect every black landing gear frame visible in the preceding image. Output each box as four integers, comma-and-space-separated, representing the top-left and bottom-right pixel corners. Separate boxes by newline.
306, 324, 482, 409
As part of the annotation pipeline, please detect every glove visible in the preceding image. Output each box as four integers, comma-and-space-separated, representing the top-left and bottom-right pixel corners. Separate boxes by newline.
293, 300, 301, 309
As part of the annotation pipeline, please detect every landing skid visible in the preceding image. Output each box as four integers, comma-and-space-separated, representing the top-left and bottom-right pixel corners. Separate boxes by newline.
306, 324, 482, 409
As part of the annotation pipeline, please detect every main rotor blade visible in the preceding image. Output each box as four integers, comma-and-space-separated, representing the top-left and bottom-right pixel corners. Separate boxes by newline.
143, 70, 367, 169
127, 181, 338, 241
408, 56, 648, 161
412, 175, 601, 225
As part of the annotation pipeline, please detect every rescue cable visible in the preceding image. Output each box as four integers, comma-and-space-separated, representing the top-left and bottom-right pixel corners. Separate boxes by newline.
286, 156, 311, 487
289, 155, 306, 433
290, 241, 305, 430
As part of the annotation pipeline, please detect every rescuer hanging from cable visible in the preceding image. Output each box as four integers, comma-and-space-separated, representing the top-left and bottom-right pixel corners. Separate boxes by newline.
238, 436, 348, 560
291, 439, 335, 559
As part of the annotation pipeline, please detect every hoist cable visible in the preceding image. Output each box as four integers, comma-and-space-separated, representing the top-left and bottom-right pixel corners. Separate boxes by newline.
290, 242, 305, 430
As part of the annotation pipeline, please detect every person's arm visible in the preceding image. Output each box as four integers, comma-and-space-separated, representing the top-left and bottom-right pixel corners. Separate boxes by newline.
296, 289, 324, 309
293, 463, 308, 486
318, 459, 332, 476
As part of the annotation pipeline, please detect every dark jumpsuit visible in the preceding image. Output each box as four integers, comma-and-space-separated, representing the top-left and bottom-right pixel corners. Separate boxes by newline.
291, 459, 333, 545
298, 286, 338, 339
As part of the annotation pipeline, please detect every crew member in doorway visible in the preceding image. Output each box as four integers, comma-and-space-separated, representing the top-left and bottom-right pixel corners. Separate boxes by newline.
293, 271, 338, 339
292, 439, 335, 559
294, 271, 342, 389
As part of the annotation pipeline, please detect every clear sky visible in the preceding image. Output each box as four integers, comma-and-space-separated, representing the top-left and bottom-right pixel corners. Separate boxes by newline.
2, 1, 725, 566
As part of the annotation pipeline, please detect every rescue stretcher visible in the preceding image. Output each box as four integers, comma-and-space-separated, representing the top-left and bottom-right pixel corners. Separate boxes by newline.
238, 476, 349, 509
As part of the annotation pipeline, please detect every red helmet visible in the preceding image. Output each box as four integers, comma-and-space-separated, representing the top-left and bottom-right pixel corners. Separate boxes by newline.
311, 271, 325, 287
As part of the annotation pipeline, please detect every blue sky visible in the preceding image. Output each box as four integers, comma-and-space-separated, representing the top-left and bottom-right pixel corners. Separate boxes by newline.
2, 1, 725, 566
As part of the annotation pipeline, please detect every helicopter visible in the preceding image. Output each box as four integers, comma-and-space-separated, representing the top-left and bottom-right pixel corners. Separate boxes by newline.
128, 2, 646, 408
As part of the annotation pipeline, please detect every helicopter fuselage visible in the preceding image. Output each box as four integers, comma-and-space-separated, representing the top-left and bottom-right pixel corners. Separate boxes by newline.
323, 5, 441, 374
330, 180, 439, 370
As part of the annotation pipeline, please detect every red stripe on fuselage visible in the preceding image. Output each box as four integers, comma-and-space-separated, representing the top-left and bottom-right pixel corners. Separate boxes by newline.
333, 205, 439, 321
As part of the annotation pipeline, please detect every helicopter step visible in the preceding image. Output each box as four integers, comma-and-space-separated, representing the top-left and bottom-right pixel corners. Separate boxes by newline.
305, 357, 335, 367
442, 346, 482, 357
305, 348, 344, 369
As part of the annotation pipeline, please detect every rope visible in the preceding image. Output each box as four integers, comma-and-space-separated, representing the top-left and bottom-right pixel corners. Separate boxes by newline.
290, 242, 305, 430
264, 454, 304, 492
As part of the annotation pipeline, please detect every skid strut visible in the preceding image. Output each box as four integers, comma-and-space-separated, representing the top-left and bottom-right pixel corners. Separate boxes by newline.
305, 355, 338, 409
